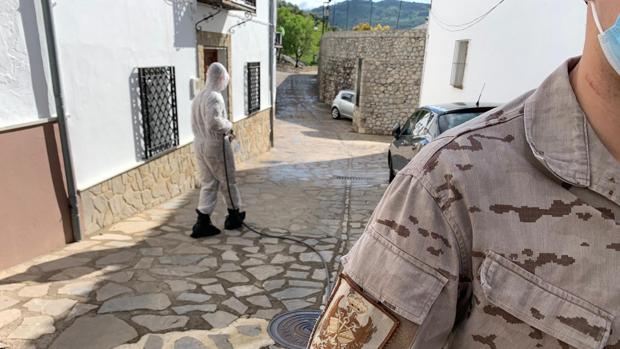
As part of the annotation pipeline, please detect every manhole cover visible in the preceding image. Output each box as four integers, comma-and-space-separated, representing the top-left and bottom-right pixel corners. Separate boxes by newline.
268, 310, 321, 349
334, 175, 369, 181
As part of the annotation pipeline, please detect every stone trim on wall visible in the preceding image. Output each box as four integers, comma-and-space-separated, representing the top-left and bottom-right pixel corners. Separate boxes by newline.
79, 144, 198, 235
231, 107, 272, 163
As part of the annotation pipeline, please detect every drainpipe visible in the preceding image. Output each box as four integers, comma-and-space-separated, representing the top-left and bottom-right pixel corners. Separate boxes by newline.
269, 0, 276, 147
40, 0, 82, 242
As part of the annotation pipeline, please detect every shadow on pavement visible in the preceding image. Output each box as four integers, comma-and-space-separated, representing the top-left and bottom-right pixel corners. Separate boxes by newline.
0, 150, 389, 349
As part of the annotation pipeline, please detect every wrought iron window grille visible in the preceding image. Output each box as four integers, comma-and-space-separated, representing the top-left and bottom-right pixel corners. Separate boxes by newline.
138, 66, 179, 160
247, 62, 260, 114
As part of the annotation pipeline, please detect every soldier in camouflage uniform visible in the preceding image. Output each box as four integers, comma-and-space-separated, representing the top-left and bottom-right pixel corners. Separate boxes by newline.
309, 1, 620, 348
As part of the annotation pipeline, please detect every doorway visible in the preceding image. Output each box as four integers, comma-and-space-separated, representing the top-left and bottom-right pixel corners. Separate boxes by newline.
203, 47, 229, 107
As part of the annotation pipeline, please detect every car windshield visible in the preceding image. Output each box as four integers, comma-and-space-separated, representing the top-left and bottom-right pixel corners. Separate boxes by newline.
438, 111, 486, 134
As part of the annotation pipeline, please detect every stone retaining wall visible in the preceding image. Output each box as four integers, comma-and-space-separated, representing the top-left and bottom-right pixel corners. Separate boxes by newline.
354, 58, 424, 134
80, 108, 272, 235
318, 30, 427, 135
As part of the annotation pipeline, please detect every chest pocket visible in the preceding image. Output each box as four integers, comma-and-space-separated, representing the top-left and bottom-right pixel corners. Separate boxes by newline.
480, 251, 614, 349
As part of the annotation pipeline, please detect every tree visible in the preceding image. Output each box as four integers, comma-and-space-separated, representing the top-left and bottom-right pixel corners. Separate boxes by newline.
278, 7, 316, 67
352, 22, 371, 31
352, 22, 390, 32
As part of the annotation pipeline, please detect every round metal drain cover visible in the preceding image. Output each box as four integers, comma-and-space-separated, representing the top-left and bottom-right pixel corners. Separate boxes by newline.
268, 310, 321, 349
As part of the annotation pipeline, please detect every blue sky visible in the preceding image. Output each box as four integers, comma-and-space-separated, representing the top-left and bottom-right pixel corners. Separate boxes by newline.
289, 0, 431, 10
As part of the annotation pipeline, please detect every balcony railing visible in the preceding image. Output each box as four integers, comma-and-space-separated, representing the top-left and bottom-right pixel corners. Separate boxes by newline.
198, 0, 256, 12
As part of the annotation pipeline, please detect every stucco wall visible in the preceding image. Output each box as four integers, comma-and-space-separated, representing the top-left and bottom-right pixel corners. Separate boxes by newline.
420, 0, 586, 106
0, 0, 55, 127
0, 121, 71, 270
319, 30, 427, 135
48, 0, 273, 190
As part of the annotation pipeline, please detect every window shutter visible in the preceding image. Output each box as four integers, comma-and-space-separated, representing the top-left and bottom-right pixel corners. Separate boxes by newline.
450, 40, 469, 89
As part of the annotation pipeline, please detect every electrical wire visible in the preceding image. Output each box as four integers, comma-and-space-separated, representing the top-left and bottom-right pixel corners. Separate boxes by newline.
221, 136, 334, 303
430, 0, 507, 32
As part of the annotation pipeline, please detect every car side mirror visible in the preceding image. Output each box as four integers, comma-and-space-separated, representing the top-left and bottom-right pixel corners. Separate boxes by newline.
391, 123, 401, 139
420, 135, 431, 146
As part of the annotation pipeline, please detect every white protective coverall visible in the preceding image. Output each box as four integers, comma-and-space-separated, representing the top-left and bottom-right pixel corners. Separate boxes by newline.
191, 63, 242, 215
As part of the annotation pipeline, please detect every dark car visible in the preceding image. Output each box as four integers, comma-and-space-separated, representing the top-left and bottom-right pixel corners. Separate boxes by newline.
388, 102, 498, 181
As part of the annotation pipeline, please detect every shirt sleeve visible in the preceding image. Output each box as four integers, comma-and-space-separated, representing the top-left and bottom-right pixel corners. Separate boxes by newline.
310, 171, 466, 349
206, 92, 233, 134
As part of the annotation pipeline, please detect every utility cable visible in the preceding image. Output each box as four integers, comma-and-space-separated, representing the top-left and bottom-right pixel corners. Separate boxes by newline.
221, 135, 334, 304
430, 0, 507, 32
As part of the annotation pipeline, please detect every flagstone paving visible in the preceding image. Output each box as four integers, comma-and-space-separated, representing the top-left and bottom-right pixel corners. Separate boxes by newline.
0, 72, 390, 349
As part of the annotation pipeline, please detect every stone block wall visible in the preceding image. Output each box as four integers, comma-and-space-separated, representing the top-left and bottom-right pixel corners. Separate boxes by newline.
318, 29, 427, 135
318, 56, 357, 104
79, 108, 272, 235
79, 144, 198, 235
232, 108, 272, 162
354, 59, 424, 134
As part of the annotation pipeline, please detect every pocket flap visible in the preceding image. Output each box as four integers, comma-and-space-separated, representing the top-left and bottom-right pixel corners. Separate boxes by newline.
480, 251, 614, 349
342, 229, 448, 324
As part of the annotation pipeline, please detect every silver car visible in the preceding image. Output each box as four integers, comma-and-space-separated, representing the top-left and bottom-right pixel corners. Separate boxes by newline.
331, 90, 356, 119
388, 103, 498, 182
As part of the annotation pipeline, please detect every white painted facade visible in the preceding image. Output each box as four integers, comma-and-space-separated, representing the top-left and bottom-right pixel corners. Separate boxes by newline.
420, 0, 587, 106
1, 0, 275, 190
0, 0, 54, 127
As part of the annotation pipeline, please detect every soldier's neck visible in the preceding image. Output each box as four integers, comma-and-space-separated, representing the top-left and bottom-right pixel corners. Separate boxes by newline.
570, 49, 620, 163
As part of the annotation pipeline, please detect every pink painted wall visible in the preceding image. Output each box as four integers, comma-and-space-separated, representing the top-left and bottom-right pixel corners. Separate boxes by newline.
0, 121, 72, 270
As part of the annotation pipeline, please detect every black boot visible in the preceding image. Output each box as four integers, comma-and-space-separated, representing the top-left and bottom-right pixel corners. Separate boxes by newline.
224, 209, 246, 230
191, 210, 221, 238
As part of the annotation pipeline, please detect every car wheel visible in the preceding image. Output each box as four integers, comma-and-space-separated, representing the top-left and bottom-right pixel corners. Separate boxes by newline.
388, 153, 395, 183
331, 107, 341, 119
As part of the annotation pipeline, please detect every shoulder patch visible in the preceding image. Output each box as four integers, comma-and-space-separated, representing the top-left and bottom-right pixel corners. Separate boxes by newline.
309, 274, 399, 349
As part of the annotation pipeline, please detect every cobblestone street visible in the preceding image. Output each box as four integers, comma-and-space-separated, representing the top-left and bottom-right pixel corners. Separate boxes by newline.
0, 72, 391, 349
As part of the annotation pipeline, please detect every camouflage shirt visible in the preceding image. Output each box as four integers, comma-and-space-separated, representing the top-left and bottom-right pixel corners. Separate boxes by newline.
309, 58, 620, 349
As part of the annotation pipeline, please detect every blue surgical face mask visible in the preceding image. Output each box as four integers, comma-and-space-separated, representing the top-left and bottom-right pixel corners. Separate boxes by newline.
590, 1, 620, 75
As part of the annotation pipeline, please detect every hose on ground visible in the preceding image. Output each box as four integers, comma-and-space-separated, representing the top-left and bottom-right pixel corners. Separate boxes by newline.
221, 135, 333, 304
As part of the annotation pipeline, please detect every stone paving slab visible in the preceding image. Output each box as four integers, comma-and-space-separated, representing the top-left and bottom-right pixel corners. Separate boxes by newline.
0, 72, 390, 349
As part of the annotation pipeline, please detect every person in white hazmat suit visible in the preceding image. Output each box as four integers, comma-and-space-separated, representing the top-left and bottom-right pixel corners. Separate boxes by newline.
190, 62, 245, 238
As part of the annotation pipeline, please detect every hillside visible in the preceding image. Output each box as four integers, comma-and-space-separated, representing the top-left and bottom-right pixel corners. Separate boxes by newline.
309, 0, 429, 30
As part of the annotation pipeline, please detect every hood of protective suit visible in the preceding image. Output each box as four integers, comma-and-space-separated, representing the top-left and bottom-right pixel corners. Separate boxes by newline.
205, 62, 229, 92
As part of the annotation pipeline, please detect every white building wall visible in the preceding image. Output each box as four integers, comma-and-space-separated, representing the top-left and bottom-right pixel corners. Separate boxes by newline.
0, 0, 54, 127
420, 0, 586, 106
196, 4, 272, 122
48, 0, 273, 189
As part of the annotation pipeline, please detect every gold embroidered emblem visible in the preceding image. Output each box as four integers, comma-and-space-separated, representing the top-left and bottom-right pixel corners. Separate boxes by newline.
309, 275, 398, 349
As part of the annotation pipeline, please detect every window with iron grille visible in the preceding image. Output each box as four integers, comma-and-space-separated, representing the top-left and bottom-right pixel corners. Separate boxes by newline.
247, 62, 261, 114
138, 66, 179, 159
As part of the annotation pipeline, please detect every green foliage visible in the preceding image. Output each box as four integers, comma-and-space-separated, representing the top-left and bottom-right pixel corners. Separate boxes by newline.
310, 0, 429, 30
278, 2, 324, 66
352, 22, 372, 31
352, 22, 391, 31
277, 0, 305, 15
